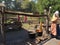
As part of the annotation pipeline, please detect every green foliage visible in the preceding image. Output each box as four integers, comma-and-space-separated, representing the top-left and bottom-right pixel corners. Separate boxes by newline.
0, 0, 60, 14
21, 0, 29, 9
36, 0, 44, 14
35, 0, 60, 14
29, 1, 37, 12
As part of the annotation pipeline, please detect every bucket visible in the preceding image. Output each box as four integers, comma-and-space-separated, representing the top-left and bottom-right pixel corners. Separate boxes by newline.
37, 32, 42, 36
36, 29, 42, 36
28, 32, 36, 39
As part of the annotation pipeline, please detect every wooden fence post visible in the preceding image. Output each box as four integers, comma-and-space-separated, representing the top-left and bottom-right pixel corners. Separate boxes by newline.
0, 4, 6, 45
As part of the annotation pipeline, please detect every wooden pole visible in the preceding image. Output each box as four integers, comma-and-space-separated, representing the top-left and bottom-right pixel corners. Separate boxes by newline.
47, 7, 51, 34
1, 6, 6, 45
46, 17, 49, 34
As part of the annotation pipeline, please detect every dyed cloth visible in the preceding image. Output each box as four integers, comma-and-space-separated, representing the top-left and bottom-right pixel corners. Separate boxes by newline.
51, 23, 57, 36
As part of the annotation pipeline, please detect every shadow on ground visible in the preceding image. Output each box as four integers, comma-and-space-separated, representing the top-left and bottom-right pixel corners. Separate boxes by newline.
0, 28, 30, 45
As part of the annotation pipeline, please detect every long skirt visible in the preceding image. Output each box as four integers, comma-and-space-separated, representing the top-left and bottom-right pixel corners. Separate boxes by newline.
51, 23, 57, 36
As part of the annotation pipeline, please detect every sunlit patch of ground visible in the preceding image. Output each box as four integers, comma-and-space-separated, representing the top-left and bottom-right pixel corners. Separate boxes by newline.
22, 23, 37, 30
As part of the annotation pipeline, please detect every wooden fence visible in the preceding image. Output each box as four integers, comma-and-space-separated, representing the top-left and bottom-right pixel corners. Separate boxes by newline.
0, 3, 49, 45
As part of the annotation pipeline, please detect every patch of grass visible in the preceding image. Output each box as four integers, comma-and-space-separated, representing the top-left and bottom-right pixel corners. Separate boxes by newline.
22, 23, 30, 30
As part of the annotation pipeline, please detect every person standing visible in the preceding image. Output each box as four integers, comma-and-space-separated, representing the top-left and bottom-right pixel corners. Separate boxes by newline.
51, 11, 59, 38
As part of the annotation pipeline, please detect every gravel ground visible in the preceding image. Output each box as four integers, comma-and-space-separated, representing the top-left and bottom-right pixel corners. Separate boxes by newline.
43, 38, 60, 45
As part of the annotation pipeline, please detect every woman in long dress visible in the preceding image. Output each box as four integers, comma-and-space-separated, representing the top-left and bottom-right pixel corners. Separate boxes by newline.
51, 11, 59, 38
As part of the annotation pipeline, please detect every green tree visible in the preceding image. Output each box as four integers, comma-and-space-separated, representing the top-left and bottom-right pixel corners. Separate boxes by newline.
29, 1, 37, 12
36, 0, 60, 14
21, 0, 29, 9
